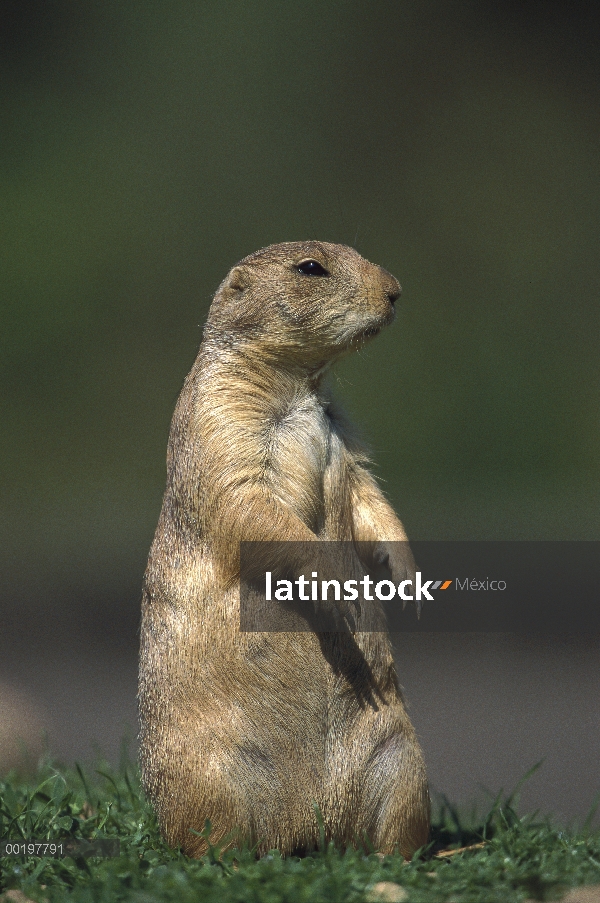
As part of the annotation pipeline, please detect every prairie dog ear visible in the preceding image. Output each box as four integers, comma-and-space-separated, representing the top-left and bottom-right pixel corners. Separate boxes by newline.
226, 266, 250, 293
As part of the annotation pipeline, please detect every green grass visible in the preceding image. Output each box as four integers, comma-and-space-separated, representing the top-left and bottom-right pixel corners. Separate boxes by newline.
1, 750, 599, 902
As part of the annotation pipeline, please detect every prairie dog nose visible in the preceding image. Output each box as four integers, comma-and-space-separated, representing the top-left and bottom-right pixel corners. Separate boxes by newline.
378, 266, 401, 304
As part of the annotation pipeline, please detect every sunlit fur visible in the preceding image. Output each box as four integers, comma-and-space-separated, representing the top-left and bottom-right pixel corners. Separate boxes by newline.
138, 241, 430, 858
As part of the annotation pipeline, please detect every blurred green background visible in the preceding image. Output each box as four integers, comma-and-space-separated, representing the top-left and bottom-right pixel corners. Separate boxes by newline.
1, 0, 599, 815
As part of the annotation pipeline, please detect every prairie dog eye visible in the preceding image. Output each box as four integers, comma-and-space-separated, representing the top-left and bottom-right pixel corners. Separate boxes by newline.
296, 260, 330, 277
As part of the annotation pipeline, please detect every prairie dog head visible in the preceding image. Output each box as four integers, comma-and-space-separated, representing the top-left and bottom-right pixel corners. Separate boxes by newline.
203, 241, 401, 369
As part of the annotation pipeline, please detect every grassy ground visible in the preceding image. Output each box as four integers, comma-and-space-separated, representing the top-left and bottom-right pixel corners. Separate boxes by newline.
1, 752, 599, 902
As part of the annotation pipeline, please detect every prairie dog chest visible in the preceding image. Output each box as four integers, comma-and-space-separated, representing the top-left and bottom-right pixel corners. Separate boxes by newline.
266, 393, 347, 533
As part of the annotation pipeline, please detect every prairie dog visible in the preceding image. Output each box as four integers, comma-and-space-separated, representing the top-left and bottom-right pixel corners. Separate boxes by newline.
138, 241, 430, 857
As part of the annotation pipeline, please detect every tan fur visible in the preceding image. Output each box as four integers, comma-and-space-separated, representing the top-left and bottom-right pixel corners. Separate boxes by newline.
138, 241, 430, 858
